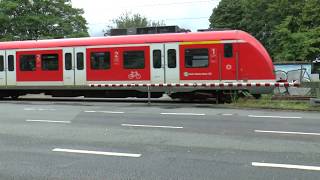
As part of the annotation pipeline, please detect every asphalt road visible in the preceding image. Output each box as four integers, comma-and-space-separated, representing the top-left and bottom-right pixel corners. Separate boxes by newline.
0, 99, 320, 180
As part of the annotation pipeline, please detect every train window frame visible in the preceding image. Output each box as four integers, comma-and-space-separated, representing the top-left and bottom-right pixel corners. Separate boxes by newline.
65, 53, 72, 70
185, 48, 209, 68
77, 52, 84, 70
123, 50, 145, 69
90, 52, 111, 70
8, 55, 14, 71
0, 55, 4, 71
167, 49, 176, 68
153, 50, 162, 69
20, 55, 36, 71
41, 54, 59, 71
224, 43, 233, 58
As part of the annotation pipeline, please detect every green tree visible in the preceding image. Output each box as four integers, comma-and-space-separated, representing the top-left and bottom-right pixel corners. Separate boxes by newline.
113, 12, 148, 29
112, 12, 165, 29
0, 0, 89, 41
209, 0, 320, 62
209, 0, 245, 30
273, 0, 320, 61
104, 12, 166, 35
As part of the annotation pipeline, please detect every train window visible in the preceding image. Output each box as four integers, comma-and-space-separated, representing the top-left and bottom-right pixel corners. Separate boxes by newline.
153, 50, 161, 69
167, 49, 176, 68
20, 55, 36, 71
8, 55, 14, 71
123, 51, 145, 69
77, 52, 84, 70
65, 53, 72, 70
90, 52, 110, 70
185, 48, 209, 68
42, 54, 59, 71
224, 44, 233, 58
0, 56, 4, 71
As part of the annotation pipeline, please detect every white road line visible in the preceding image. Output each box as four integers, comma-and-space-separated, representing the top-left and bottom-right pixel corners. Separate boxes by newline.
252, 162, 320, 171
161, 113, 205, 116
26, 120, 71, 124
222, 114, 233, 116
24, 108, 36, 111
52, 148, 141, 158
121, 124, 183, 129
38, 108, 56, 111
100, 111, 124, 114
255, 130, 320, 136
24, 108, 56, 111
84, 111, 124, 114
84, 111, 96, 113
248, 115, 302, 119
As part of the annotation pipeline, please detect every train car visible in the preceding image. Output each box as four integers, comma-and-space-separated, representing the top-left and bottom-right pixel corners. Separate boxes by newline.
0, 30, 277, 102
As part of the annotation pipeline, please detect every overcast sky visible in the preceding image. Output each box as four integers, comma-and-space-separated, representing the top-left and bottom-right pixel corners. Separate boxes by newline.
71, 0, 221, 37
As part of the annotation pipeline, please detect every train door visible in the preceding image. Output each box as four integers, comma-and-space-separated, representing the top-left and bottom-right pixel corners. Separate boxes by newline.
150, 43, 180, 84
63, 48, 75, 86
0, 51, 6, 86
74, 47, 86, 85
164, 43, 180, 83
150, 44, 164, 83
221, 43, 238, 80
6, 50, 16, 86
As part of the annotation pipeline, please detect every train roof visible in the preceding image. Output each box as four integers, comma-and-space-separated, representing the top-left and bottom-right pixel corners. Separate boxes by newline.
0, 30, 256, 50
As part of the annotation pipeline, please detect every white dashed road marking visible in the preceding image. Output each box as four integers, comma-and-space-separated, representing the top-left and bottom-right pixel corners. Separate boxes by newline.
85, 111, 124, 114
24, 108, 56, 111
222, 114, 233, 116
26, 120, 71, 124
161, 113, 205, 116
84, 111, 96, 113
255, 130, 320, 136
248, 115, 302, 119
252, 162, 320, 171
52, 148, 141, 158
121, 124, 183, 129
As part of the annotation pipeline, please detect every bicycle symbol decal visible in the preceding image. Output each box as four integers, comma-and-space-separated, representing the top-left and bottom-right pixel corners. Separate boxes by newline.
128, 71, 142, 80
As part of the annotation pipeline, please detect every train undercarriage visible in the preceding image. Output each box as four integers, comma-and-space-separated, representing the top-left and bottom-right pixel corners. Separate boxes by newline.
0, 89, 260, 103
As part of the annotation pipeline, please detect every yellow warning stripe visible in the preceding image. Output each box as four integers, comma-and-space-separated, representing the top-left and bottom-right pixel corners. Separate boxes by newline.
180, 40, 222, 45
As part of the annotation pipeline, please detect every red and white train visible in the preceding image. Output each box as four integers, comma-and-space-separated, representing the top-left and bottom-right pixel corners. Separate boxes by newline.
0, 30, 294, 101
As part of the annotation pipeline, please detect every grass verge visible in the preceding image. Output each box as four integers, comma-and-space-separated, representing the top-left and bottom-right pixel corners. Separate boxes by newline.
228, 95, 320, 111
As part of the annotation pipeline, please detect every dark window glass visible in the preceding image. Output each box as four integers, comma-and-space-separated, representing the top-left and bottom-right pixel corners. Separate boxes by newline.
77, 52, 84, 70
8, 55, 14, 71
0, 56, 4, 71
123, 51, 145, 69
185, 48, 209, 68
20, 55, 36, 71
42, 54, 59, 71
167, 49, 176, 68
224, 43, 233, 58
90, 52, 110, 70
153, 50, 161, 69
65, 53, 72, 70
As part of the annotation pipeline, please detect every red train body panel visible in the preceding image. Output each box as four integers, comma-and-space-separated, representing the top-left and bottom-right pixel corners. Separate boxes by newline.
0, 30, 276, 100
16, 50, 63, 81
86, 46, 151, 81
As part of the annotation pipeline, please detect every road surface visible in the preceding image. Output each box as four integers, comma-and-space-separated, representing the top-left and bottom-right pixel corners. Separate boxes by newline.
0, 99, 319, 179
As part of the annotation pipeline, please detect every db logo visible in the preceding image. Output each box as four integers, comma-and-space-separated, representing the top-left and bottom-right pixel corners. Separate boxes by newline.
226, 64, 232, 70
